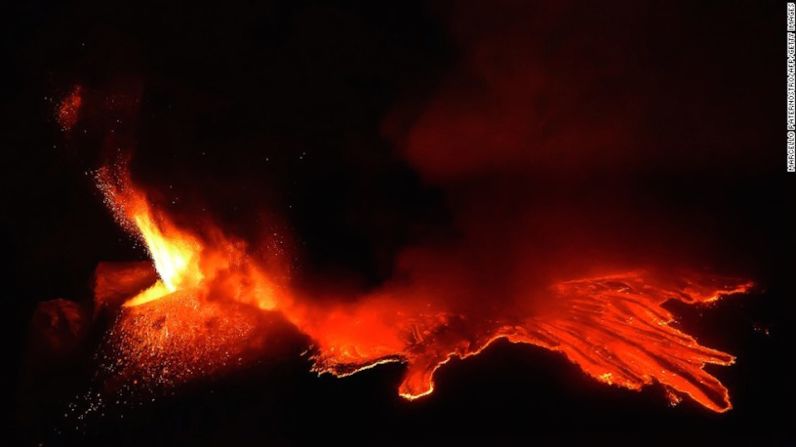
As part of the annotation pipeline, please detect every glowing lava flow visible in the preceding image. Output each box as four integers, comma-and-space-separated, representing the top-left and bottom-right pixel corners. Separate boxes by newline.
96, 165, 752, 412
303, 273, 752, 412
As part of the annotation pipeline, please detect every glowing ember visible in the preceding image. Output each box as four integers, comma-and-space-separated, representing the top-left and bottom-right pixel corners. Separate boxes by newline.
93, 163, 752, 412
57, 85, 82, 131
101, 289, 298, 390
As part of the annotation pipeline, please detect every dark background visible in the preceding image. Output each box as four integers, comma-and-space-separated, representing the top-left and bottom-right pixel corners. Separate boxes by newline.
4, 0, 794, 445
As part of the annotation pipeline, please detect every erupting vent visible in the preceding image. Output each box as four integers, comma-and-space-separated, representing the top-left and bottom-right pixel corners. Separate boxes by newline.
92, 162, 751, 413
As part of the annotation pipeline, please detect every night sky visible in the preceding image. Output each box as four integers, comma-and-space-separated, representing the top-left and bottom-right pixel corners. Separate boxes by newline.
5, 1, 794, 445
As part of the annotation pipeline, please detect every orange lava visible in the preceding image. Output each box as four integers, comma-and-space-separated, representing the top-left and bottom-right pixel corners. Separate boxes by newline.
305, 273, 752, 412
96, 163, 752, 412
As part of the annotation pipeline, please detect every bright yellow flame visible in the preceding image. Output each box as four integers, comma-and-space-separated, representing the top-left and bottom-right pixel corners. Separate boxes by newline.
125, 280, 171, 307
122, 200, 203, 307
132, 213, 202, 291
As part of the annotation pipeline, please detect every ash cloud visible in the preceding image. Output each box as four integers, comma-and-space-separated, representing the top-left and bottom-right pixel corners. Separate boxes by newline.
372, 0, 769, 309
52, 0, 770, 303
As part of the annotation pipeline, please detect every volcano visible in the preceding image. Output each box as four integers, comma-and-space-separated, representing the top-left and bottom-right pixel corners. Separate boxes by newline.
91, 162, 753, 412
9, 1, 793, 445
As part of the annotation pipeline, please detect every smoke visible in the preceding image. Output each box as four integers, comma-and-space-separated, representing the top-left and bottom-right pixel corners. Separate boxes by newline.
372, 0, 756, 313
386, 2, 641, 181
54, 0, 760, 320
53, 1, 770, 299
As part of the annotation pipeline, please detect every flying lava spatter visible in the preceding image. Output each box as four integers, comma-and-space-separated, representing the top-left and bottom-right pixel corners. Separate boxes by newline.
56, 85, 82, 132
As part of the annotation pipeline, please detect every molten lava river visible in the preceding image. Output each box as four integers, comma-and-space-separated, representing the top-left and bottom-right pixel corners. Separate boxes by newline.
90, 163, 752, 414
